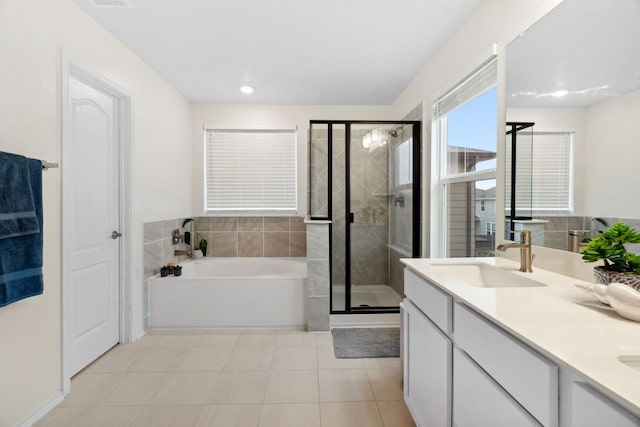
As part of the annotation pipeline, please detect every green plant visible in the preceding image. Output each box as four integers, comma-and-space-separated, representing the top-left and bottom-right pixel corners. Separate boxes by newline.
198, 236, 208, 257
174, 265, 182, 270
160, 265, 169, 271
581, 222, 640, 274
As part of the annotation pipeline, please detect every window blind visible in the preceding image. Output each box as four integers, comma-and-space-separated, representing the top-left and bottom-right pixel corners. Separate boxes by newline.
434, 56, 497, 118
505, 131, 573, 212
205, 128, 297, 212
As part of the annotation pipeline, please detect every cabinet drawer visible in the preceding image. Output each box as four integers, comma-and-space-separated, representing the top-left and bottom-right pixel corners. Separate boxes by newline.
453, 347, 540, 427
404, 268, 452, 334
454, 302, 558, 427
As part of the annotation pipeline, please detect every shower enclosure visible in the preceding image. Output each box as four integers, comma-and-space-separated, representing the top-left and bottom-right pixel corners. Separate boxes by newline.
309, 121, 421, 314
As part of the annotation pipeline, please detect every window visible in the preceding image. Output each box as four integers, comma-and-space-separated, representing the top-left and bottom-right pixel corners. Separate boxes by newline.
433, 56, 497, 257
204, 127, 297, 213
505, 131, 573, 214
486, 222, 496, 235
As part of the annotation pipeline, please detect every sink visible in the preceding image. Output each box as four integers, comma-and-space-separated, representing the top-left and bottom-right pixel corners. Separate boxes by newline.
429, 262, 547, 288
618, 356, 640, 372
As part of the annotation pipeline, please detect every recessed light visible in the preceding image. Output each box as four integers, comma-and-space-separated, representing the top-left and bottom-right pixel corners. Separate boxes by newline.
240, 85, 254, 94
551, 90, 569, 97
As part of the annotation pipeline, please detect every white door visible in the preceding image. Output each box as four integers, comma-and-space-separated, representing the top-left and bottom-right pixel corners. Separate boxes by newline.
67, 75, 120, 376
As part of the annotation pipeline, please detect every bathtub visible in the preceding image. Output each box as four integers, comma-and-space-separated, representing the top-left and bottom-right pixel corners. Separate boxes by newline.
149, 257, 307, 329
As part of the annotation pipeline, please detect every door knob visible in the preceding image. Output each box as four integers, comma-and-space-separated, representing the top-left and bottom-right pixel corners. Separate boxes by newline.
111, 230, 122, 239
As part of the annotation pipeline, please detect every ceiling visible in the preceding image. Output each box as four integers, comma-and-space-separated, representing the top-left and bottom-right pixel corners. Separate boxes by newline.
73, 0, 480, 105
506, 0, 640, 108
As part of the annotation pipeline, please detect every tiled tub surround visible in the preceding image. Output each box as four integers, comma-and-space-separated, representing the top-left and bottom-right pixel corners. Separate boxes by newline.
143, 216, 307, 331
193, 216, 307, 258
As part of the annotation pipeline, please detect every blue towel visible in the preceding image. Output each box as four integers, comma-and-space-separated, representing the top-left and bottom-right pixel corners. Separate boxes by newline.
0, 157, 43, 307
0, 152, 40, 239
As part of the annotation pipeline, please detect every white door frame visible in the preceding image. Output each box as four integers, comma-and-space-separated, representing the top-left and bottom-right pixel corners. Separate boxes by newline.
60, 53, 134, 394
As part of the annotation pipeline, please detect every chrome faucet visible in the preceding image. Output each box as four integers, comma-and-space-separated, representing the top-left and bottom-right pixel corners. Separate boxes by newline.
497, 230, 534, 273
174, 248, 192, 257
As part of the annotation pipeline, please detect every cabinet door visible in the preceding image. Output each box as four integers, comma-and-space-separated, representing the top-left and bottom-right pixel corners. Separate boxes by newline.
404, 300, 452, 427
564, 380, 640, 427
453, 347, 541, 427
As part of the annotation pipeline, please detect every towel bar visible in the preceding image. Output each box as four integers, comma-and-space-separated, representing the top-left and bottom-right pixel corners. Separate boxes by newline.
41, 160, 58, 170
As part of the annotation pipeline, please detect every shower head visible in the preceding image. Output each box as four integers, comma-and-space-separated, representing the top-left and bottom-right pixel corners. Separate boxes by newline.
388, 127, 402, 138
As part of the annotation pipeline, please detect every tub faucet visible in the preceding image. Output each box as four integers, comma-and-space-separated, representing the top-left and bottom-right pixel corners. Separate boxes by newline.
496, 230, 534, 273
174, 249, 192, 257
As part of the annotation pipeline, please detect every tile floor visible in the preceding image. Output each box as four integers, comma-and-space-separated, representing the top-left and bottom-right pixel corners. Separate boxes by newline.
37, 329, 416, 427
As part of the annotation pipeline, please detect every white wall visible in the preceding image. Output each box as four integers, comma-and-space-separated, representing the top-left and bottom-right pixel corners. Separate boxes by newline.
583, 89, 640, 218
0, 0, 192, 425
191, 104, 393, 215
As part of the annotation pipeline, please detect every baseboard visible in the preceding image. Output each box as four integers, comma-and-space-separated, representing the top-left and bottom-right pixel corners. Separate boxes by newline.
330, 313, 400, 328
15, 390, 64, 427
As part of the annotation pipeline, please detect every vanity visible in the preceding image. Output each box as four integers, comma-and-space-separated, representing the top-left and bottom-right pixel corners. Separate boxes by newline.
401, 257, 640, 427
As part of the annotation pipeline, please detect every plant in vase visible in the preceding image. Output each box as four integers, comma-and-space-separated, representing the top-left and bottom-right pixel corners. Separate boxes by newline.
198, 236, 208, 257
160, 265, 169, 277
581, 222, 640, 288
174, 265, 183, 277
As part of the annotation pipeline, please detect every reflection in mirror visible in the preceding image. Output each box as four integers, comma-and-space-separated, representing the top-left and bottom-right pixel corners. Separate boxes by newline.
504, 0, 640, 251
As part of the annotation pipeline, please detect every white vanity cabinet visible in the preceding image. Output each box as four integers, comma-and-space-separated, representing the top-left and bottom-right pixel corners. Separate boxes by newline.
402, 266, 640, 427
403, 269, 452, 427
560, 370, 640, 427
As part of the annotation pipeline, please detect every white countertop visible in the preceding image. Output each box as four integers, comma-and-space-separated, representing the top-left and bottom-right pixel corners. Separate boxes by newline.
401, 257, 640, 415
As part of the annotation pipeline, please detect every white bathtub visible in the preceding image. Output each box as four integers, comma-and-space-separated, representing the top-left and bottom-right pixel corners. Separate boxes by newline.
149, 257, 307, 329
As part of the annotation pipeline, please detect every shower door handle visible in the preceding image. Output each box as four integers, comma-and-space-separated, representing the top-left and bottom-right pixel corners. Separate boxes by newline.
349, 212, 355, 223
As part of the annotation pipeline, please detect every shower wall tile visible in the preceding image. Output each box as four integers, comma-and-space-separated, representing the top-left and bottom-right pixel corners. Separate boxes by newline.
238, 231, 264, 257
162, 237, 178, 266
264, 232, 290, 257
307, 296, 330, 331
307, 224, 329, 260
163, 219, 180, 238
307, 260, 329, 296
238, 217, 264, 232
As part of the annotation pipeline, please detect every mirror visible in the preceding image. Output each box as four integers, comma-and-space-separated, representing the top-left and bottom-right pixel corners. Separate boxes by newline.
504, 0, 640, 251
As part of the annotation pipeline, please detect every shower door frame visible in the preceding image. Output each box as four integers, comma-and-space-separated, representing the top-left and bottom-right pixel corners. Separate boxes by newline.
310, 120, 421, 315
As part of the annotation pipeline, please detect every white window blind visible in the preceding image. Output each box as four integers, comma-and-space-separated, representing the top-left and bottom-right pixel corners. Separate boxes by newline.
505, 131, 573, 212
434, 56, 497, 119
205, 127, 297, 213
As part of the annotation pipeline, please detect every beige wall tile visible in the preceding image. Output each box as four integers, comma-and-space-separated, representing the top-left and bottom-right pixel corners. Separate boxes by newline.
211, 216, 238, 231
265, 217, 290, 232
290, 231, 307, 257
238, 217, 264, 231
264, 232, 290, 257
238, 231, 264, 257
210, 231, 238, 257
290, 216, 306, 231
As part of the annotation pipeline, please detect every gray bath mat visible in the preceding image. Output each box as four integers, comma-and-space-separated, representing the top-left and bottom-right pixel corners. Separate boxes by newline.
332, 327, 400, 358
